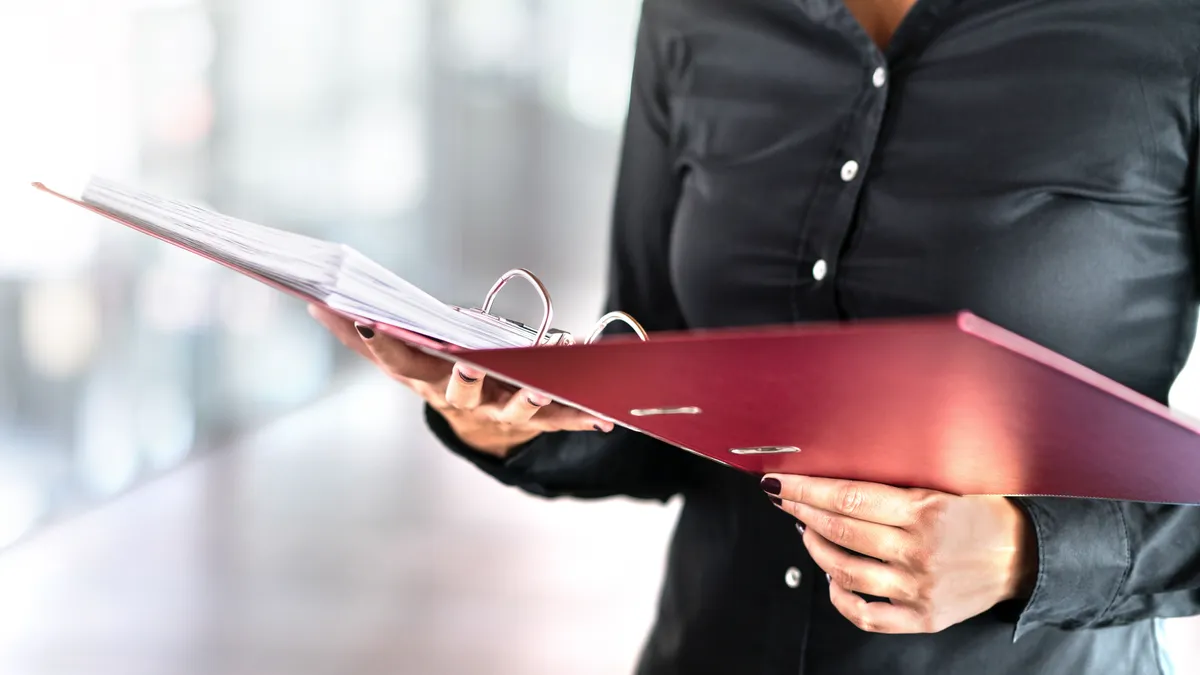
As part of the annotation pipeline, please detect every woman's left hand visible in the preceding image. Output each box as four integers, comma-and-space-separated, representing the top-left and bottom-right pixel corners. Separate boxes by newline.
762, 474, 1038, 634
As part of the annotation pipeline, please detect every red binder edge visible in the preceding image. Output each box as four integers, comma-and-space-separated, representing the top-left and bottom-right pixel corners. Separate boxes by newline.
958, 312, 1200, 439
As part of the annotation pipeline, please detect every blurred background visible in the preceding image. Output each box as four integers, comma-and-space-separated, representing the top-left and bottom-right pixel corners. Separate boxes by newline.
0, 0, 1197, 673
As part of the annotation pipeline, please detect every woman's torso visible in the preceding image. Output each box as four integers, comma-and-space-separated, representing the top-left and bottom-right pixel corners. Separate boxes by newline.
636, 0, 1200, 672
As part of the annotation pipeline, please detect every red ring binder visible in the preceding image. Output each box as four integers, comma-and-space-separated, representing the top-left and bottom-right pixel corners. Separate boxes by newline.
33, 178, 1200, 504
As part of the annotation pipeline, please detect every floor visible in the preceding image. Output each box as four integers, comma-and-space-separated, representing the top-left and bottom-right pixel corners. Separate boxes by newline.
0, 372, 678, 675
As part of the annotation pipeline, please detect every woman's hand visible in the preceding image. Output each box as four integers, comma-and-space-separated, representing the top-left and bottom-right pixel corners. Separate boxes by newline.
308, 305, 613, 457
762, 474, 1038, 634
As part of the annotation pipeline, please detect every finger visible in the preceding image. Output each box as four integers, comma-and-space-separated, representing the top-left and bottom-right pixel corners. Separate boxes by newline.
764, 474, 930, 527
308, 305, 377, 362
530, 404, 616, 433
492, 388, 554, 425
829, 580, 926, 634
804, 529, 918, 603
357, 324, 453, 383
782, 501, 914, 564
445, 364, 486, 410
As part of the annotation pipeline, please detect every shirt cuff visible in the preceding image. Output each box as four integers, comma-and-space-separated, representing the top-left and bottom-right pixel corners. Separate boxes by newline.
1008, 497, 1132, 641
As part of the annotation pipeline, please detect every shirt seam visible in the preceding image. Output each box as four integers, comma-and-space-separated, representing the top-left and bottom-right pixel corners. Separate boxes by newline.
1190, 71, 1200, 300
1095, 500, 1133, 624
1020, 498, 1048, 627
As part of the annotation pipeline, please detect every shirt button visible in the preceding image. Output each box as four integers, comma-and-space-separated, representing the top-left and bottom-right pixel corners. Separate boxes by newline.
840, 160, 859, 182
812, 259, 828, 282
872, 66, 887, 88
785, 567, 803, 589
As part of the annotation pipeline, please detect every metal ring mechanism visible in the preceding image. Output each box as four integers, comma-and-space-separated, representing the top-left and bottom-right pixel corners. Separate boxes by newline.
480, 268, 554, 345
586, 311, 649, 344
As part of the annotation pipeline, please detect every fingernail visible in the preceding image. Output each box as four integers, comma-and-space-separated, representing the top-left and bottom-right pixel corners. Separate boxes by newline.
760, 476, 782, 495
593, 424, 610, 433
769, 496, 782, 506
355, 324, 375, 339
457, 371, 480, 384
825, 573, 832, 584
527, 394, 550, 407
458, 366, 483, 380
796, 523, 806, 535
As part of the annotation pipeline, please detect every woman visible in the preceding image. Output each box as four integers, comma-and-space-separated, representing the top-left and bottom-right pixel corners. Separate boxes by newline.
311, 0, 1200, 672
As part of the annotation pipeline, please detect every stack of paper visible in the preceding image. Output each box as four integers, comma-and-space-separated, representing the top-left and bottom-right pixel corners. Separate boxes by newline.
81, 176, 539, 349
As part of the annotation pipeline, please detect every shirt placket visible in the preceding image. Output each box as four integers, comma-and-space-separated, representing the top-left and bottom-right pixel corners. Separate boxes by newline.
790, 55, 890, 322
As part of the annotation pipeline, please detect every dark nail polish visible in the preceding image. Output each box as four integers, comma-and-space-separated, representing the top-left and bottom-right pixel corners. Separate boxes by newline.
770, 496, 782, 506
761, 476, 782, 495
355, 325, 375, 339
458, 371, 479, 384
796, 523, 806, 535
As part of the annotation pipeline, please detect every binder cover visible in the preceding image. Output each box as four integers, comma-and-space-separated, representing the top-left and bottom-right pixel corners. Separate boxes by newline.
37, 182, 1200, 503
453, 314, 1200, 504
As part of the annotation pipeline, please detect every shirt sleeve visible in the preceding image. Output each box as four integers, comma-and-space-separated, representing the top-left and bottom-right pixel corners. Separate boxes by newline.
1010, 499, 1200, 640
1011, 73, 1200, 641
423, 4, 699, 502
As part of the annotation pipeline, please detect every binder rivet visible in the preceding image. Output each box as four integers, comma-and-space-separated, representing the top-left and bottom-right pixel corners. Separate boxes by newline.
630, 406, 702, 417
729, 446, 801, 455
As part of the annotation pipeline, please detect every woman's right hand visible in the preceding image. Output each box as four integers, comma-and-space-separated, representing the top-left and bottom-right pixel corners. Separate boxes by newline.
308, 305, 613, 458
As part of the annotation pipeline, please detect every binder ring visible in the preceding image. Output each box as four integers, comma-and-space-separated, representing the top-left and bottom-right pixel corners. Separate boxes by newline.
586, 311, 649, 344
481, 269, 554, 345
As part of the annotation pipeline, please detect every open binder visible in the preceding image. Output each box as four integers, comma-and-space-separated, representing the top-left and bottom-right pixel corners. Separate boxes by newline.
35, 178, 1200, 505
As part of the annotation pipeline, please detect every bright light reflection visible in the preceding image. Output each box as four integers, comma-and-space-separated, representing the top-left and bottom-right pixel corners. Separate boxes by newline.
19, 279, 102, 380
136, 383, 196, 471
223, 322, 332, 410
0, 2, 136, 278
137, 250, 215, 333
0, 477, 45, 550
217, 274, 280, 335
76, 372, 140, 497
340, 101, 427, 215
447, 0, 530, 72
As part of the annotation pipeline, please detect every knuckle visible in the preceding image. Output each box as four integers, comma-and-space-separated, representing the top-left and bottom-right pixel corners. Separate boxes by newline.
829, 565, 856, 590
902, 541, 936, 573
454, 391, 482, 411
913, 494, 949, 529
822, 513, 850, 545
450, 398, 479, 412
791, 481, 808, 505
910, 576, 936, 605
838, 484, 865, 515
851, 611, 876, 633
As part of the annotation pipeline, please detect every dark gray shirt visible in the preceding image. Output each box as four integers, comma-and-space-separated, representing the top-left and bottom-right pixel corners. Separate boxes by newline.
428, 0, 1200, 672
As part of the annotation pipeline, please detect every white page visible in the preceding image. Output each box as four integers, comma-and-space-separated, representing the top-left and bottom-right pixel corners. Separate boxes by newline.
80, 177, 541, 350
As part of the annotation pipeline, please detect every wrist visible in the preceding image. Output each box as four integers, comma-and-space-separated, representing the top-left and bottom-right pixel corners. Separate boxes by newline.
999, 499, 1039, 600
